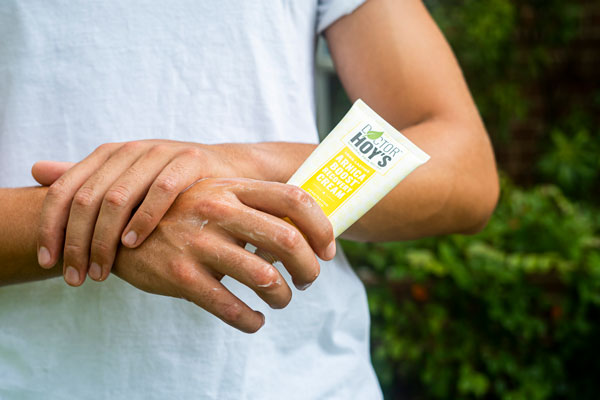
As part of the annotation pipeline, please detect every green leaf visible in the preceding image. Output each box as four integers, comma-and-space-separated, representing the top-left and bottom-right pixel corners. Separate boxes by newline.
366, 130, 384, 140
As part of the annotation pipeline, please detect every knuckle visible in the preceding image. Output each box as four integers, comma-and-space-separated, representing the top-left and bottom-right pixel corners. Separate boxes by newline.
155, 175, 179, 195
149, 143, 170, 156
252, 266, 278, 289
220, 302, 243, 325
286, 185, 311, 207
47, 179, 69, 199
95, 143, 111, 154
73, 186, 97, 208
181, 147, 204, 159
277, 227, 302, 252
121, 141, 144, 153
91, 237, 111, 257
63, 241, 84, 258
95, 142, 119, 155
168, 260, 195, 286
104, 185, 131, 208
38, 225, 56, 241
197, 198, 234, 219
135, 207, 156, 226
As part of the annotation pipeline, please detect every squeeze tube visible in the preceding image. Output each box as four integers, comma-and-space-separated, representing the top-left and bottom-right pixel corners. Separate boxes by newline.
256, 99, 430, 263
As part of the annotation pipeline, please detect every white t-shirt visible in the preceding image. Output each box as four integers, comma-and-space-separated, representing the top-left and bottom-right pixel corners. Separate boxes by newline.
0, 1, 382, 399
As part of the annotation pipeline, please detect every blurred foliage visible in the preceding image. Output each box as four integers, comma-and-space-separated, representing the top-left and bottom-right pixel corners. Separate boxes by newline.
538, 128, 600, 200
427, 0, 600, 199
426, 0, 583, 139
536, 101, 600, 201
343, 177, 600, 399
337, 0, 600, 398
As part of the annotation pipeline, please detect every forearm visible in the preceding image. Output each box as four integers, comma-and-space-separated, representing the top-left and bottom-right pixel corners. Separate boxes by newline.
0, 187, 61, 285
341, 116, 497, 241
5, 125, 492, 290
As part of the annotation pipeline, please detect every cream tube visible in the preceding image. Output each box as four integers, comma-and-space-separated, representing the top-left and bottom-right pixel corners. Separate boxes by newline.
256, 99, 430, 262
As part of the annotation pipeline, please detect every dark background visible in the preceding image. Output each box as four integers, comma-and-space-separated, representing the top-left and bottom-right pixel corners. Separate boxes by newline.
323, 0, 600, 398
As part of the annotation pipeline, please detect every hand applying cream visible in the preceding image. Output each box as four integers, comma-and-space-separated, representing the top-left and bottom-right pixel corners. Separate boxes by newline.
256, 99, 430, 265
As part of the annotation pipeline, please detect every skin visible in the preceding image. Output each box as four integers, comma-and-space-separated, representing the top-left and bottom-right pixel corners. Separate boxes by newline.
1, 178, 333, 333
32, 141, 334, 284
106, 177, 334, 333
0, 0, 498, 332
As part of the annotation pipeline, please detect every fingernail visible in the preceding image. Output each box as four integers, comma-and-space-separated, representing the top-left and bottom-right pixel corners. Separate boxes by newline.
295, 282, 312, 291
65, 266, 80, 286
38, 246, 51, 267
123, 230, 138, 247
260, 313, 266, 328
89, 262, 102, 281
324, 241, 336, 260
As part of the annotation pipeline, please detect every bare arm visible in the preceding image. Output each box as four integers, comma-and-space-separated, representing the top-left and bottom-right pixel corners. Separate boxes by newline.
0, 143, 319, 287
208, 0, 502, 242
322, 0, 499, 241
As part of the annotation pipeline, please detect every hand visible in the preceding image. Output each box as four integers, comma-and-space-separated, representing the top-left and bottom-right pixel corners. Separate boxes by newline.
110, 178, 335, 333
32, 140, 262, 284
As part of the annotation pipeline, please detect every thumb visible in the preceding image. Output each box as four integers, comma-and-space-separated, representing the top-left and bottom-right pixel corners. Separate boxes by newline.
31, 161, 75, 186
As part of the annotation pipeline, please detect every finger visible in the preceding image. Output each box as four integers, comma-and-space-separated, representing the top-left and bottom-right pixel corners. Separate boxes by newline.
62, 142, 146, 285
201, 238, 292, 309
231, 179, 336, 261
37, 143, 121, 269
122, 149, 207, 248
89, 146, 177, 281
215, 201, 320, 291
31, 161, 75, 186
172, 261, 266, 333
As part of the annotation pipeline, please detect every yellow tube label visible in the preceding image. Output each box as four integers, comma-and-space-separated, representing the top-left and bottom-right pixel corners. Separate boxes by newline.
300, 146, 375, 216
256, 99, 430, 263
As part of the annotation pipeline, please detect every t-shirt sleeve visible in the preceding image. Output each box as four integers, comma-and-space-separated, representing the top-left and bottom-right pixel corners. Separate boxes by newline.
316, 0, 368, 34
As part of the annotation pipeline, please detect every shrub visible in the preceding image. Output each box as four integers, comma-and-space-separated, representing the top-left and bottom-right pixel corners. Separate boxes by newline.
343, 177, 600, 399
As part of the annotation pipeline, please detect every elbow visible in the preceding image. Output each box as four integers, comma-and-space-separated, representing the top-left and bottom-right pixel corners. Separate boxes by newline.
440, 120, 500, 236
459, 154, 500, 235
460, 177, 499, 234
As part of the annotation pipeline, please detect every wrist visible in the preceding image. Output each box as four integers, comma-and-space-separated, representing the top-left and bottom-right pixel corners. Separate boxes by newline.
207, 143, 269, 181
238, 142, 317, 183
243, 143, 286, 182
209, 142, 316, 183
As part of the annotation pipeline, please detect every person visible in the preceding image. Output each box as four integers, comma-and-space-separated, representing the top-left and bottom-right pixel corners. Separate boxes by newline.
0, 0, 499, 398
